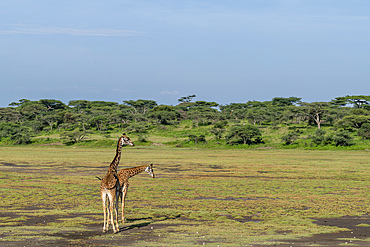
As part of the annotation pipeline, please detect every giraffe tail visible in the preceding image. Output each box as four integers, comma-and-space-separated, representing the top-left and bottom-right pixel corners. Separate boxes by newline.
95, 176, 102, 180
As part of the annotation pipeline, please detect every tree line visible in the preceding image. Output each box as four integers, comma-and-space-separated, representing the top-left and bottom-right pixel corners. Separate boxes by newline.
0, 95, 370, 146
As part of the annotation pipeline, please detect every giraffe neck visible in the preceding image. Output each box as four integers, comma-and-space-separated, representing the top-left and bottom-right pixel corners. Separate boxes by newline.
109, 137, 123, 172
126, 165, 147, 178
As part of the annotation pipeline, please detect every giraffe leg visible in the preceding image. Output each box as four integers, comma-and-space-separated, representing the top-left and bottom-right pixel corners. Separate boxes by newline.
108, 192, 118, 233
121, 185, 128, 223
106, 197, 110, 228
102, 193, 108, 232
114, 189, 120, 230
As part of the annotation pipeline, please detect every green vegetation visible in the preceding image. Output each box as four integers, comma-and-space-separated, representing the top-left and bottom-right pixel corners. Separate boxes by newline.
1, 95, 370, 149
0, 146, 369, 246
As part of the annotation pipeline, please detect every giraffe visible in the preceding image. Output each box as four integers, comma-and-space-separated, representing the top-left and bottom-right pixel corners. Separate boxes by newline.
117, 164, 155, 223
100, 134, 134, 233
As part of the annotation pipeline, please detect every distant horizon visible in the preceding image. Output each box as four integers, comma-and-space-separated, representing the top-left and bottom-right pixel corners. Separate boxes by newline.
2, 94, 365, 108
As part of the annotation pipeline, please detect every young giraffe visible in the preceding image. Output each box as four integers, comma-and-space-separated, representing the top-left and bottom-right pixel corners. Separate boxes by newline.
100, 134, 134, 233
117, 164, 155, 223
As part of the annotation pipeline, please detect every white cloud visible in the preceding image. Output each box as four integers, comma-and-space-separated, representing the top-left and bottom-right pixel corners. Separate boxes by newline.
0, 26, 143, 37
160, 90, 179, 95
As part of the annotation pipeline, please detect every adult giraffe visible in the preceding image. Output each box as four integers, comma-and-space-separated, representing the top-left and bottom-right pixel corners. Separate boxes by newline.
99, 134, 134, 233
117, 164, 155, 223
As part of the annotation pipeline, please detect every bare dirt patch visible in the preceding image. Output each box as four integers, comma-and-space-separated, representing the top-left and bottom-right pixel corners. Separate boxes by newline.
258, 215, 370, 247
0, 209, 187, 246
0, 211, 160, 246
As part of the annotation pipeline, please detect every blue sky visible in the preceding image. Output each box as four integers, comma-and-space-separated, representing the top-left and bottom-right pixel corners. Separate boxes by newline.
1, 0, 370, 107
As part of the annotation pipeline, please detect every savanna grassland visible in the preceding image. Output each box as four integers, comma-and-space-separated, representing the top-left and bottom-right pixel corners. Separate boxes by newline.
0, 145, 369, 246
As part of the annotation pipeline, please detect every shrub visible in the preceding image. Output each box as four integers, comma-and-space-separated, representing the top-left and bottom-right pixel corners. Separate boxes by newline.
188, 134, 206, 144
333, 131, 353, 146
11, 133, 31, 145
210, 128, 224, 140
358, 123, 370, 139
226, 124, 261, 145
281, 132, 300, 145
0, 122, 32, 145
214, 120, 228, 129
126, 123, 149, 134
138, 134, 148, 143
61, 130, 91, 144
312, 129, 326, 145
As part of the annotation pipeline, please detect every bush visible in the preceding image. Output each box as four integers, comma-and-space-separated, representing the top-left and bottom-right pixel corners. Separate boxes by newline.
11, 133, 31, 145
126, 123, 150, 134
0, 122, 32, 145
226, 124, 261, 145
312, 129, 326, 145
61, 130, 90, 144
358, 123, 370, 139
281, 132, 300, 145
188, 134, 206, 144
333, 131, 353, 146
214, 120, 228, 129
25, 120, 43, 133
210, 120, 228, 140
210, 128, 224, 140
138, 134, 148, 143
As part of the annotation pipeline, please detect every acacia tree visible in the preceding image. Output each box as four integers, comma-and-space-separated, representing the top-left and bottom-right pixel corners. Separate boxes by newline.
89, 116, 107, 131
272, 97, 301, 106
279, 106, 305, 125
148, 105, 180, 125
186, 101, 220, 126
178, 94, 196, 103
300, 102, 331, 129
332, 95, 370, 108
68, 100, 90, 114
335, 115, 370, 129
219, 103, 248, 120
0, 107, 22, 123
39, 99, 66, 111
246, 108, 269, 125
110, 110, 133, 129
9, 99, 31, 107
42, 114, 60, 131
74, 114, 91, 131
19, 102, 47, 121
123, 99, 157, 114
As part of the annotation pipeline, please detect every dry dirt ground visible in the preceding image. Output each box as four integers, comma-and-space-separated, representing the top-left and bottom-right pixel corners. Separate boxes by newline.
0, 211, 369, 246
259, 216, 370, 247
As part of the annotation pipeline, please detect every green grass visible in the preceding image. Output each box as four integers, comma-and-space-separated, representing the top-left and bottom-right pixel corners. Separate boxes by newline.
0, 146, 369, 246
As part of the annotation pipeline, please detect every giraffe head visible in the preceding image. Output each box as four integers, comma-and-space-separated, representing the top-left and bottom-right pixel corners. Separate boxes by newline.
120, 133, 135, 147
145, 164, 155, 178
